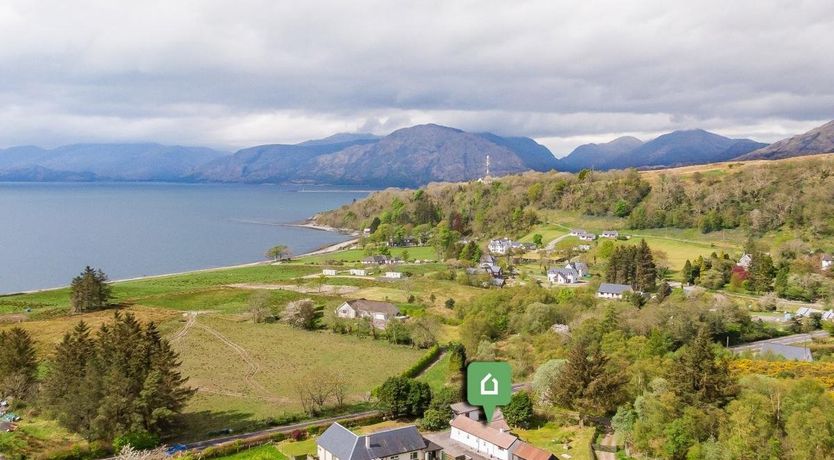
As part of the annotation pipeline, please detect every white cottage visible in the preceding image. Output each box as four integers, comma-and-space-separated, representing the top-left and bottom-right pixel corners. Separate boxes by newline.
349, 268, 368, 276
322, 269, 338, 276
335, 299, 402, 328
450, 415, 517, 460
597, 283, 633, 299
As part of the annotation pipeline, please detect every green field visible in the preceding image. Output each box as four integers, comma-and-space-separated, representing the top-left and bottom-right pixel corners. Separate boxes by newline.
515, 420, 595, 460
297, 246, 437, 264
417, 352, 452, 393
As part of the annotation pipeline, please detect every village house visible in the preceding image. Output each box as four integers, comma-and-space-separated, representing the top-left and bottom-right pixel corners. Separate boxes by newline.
335, 299, 402, 328
385, 271, 403, 279
597, 283, 633, 299
349, 268, 368, 276
363, 255, 393, 265
569, 229, 586, 236
565, 261, 588, 277
317, 423, 442, 460
322, 268, 338, 276
547, 268, 579, 284
577, 232, 596, 242
737, 253, 753, 269
822, 254, 833, 271
488, 238, 514, 255
448, 415, 555, 460
601, 230, 619, 239
794, 306, 834, 321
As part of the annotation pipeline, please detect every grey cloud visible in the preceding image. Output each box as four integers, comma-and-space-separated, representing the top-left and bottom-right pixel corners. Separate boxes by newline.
0, 0, 831, 151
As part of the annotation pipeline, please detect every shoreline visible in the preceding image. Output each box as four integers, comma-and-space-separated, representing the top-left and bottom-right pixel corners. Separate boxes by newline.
0, 234, 360, 298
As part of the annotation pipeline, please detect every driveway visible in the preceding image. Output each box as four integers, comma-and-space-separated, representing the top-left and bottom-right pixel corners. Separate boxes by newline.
729, 330, 829, 353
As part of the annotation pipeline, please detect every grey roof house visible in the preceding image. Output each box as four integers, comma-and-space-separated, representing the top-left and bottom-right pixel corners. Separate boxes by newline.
597, 283, 633, 299
336, 299, 403, 328
759, 343, 813, 362
317, 423, 441, 460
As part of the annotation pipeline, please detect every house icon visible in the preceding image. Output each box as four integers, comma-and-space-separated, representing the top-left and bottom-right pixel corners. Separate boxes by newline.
480, 373, 499, 396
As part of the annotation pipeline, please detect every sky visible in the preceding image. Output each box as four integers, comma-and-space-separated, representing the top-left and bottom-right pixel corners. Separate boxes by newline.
0, 0, 832, 156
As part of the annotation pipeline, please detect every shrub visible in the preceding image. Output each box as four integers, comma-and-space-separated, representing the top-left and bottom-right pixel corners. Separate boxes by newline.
401, 345, 441, 378
113, 431, 161, 452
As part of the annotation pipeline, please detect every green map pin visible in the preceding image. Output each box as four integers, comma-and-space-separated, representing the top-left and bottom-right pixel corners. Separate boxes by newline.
467, 361, 512, 422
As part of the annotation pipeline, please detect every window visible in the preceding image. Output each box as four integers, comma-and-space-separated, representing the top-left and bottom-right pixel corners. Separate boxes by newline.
411, 452, 419, 460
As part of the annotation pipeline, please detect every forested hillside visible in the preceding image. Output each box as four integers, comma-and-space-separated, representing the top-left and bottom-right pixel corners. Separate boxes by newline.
316, 155, 834, 241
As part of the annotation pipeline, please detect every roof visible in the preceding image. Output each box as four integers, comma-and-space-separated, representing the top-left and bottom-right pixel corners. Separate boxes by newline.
345, 299, 400, 316
548, 268, 578, 278
365, 425, 429, 458
822, 254, 833, 261
759, 343, 813, 362
450, 401, 481, 415
512, 442, 555, 460
598, 283, 633, 294
318, 423, 429, 460
319, 423, 362, 460
450, 415, 518, 449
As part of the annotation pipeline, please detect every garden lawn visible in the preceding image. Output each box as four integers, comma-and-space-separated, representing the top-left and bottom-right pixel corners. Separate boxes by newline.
515, 421, 595, 460
417, 352, 452, 393
277, 438, 318, 458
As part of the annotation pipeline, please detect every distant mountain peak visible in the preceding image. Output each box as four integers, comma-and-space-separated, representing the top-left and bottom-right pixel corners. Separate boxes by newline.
297, 133, 380, 147
735, 120, 834, 160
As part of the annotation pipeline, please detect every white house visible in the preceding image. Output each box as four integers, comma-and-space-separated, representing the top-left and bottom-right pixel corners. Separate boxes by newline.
565, 261, 589, 277
450, 415, 517, 460
385, 271, 403, 279
547, 268, 579, 284
822, 254, 833, 271
335, 299, 402, 328
577, 232, 596, 242
488, 238, 514, 255
318, 423, 441, 460
569, 229, 586, 236
737, 253, 753, 269
349, 268, 367, 276
597, 283, 633, 299
601, 230, 619, 239
322, 269, 338, 276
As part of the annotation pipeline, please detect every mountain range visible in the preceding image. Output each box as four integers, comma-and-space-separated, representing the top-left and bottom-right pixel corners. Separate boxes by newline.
0, 120, 832, 186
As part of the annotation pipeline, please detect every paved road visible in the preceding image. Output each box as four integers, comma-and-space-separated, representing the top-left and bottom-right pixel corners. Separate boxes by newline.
729, 331, 829, 353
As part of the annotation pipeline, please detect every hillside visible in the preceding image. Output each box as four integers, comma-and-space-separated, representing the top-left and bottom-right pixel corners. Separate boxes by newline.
193, 124, 560, 187
316, 154, 834, 241
0, 143, 228, 181
736, 120, 834, 160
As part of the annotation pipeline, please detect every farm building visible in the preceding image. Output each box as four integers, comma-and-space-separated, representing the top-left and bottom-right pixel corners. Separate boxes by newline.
349, 268, 367, 276
318, 423, 442, 460
597, 283, 633, 299
322, 269, 338, 276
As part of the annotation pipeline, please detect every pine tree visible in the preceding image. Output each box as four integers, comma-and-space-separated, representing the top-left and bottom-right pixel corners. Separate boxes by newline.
667, 328, 737, 407
70, 266, 113, 313
550, 339, 628, 425
0, 327, 38, 400
748, 252, 775, 293
635, 239, 657, 291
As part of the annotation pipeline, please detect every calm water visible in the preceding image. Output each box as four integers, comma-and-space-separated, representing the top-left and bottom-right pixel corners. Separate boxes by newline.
0, 183, 368, 294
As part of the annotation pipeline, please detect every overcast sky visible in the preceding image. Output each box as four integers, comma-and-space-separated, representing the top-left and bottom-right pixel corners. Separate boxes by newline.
1, 0, 832, 156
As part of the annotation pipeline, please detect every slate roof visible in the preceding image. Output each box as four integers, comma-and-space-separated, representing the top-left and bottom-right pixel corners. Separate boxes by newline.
345, 299, 401, 317
759, 343, 813, 362
318, 423, 430, 460
451, 415, 518, 449
511, 442, 556, 460
548, 268, 578, 279
597, 283, 633, 295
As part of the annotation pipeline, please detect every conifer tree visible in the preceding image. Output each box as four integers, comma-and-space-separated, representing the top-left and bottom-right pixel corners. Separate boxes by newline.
0, 327, 38, 400
70, 266, 112, 313
550, 339, 627, 425
667, 328, 737, 407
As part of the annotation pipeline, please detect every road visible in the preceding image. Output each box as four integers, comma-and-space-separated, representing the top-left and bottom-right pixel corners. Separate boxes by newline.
729, 331, 829, 353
